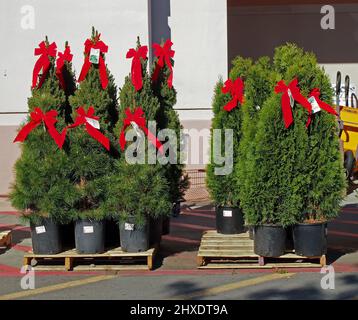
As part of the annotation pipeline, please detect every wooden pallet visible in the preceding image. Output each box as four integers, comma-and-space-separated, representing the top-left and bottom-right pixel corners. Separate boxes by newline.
197, 230, 326, 269
23, 246, 156, 271
0, 230, 12, 250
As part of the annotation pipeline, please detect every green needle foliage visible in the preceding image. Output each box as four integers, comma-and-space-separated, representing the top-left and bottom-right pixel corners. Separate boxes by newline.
150, 42, 189, 204
114, 37, 172, 225
238, 43, 345, 226
10, 37, 77, 225
206, 57, 252, 207
67, 28, 118, 221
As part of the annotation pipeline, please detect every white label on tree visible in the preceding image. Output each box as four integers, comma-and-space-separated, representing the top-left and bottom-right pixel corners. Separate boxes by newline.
85, 117, 100, 129
35, 226, 46, 234
83, 226, 94, 234
288, 89, 294, 108
89, 48, 100, 64
223, 210, 232, 217
125, 223, 134, 231
308, 96, 321, 114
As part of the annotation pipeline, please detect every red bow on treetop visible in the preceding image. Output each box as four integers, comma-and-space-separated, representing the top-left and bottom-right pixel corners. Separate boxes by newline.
119, 107, 164, 154
56, 45, 73, 90
13, 107, 65, 149
221, 78, 245, 112
66, 106, 110, 150
152, 39, 175, 88
274, 78, 312, 129
78, 36, 109, 90
126, 45, 148, 91
32, 41, 57, 89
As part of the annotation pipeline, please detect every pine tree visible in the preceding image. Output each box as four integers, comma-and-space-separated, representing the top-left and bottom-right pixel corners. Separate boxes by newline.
67, 28, 118, 221
150, 40, 189, 205
113, 38, 172, 226
206, 57, 252, 206
10, 38, 76, 224
272, 44, 346, 222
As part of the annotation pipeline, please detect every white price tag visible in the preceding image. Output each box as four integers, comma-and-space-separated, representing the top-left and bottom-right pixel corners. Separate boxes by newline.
288, 89, 294, 108
83, 226, 94, 234
125, 223, 134, 231
35, 226, 46, 234
223, 210, 232, 217
85, 117, 100, 129
89, 48, 100, 64
308, 96, 321, 114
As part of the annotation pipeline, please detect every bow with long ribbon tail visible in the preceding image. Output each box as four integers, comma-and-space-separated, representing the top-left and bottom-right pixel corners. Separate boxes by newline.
32, 41, 57, 89
306, 88, 338, 126
13, 107, 65, 148
152, 40, 175, 88
274, 78, 312, 128
126, 45, 148, 91
221, 78, 245, 112
78, 36, 109, 89
56, 45, 73, 90
119, 107, 164, 154
66, 106, 110, 150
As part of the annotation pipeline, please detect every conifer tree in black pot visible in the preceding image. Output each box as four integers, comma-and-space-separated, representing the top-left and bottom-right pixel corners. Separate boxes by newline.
68, 28, 118, 254
115, 38, 171, 248
150, 39, 189, 234
206, 57, 253, 234
10, 38, 76, 254
273, 44, 346, 257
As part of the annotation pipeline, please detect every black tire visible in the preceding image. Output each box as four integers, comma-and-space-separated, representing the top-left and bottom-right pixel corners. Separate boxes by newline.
344, 150, 355, 178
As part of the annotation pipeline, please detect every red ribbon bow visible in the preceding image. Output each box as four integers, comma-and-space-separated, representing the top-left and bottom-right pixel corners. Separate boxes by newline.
67, 106, 110, 150
13, 107, 65, 149
305, 88, 338, 127
56, 45, 73, 90
119, 107, 164, 154
78, 37, 109, 89
126, 45, 148, 91
152, 40, 175, 88
221, 78, 245, 112
274, 78, 312, 129
32, 41, 57, 89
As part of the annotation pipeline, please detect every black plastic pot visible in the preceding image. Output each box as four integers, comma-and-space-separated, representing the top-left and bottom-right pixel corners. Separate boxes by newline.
105, 218, 120, 248
216, 206, 245, 234
285, 226, 294, 251
150, 217, 163, 246
60, 222, 75, 249
30, 218, 63, 254
254, 225, 286, 257
162, 216, 170, 235
120, 217, 149, 253
75, 219, 105, 254
293, 222, 327, 257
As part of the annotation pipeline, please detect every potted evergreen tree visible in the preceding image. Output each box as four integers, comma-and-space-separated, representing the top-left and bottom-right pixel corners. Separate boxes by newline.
10, 38, 76, 254
68, 28, 118, 254
150, 39, 189, 234
273, 44, 346, 257
106, 162, 172, 252
206, 57, 253, 234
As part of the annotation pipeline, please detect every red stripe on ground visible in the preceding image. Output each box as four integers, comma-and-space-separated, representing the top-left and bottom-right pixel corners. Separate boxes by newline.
0, 211, 20, 216
181, 211, 215, 219
332, 220, 358, 225
0, 224, 30, 232
171, 222, 212, 231
0, 264, 21, 272
329, 230, 358, 238
11, 244, 32, 252
162, 235, 200, 245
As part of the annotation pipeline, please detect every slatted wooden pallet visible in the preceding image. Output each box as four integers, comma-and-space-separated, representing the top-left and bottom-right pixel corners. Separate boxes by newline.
0, 230, 12, 250
197, 230, 326, 269
23, 246, 156, 271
